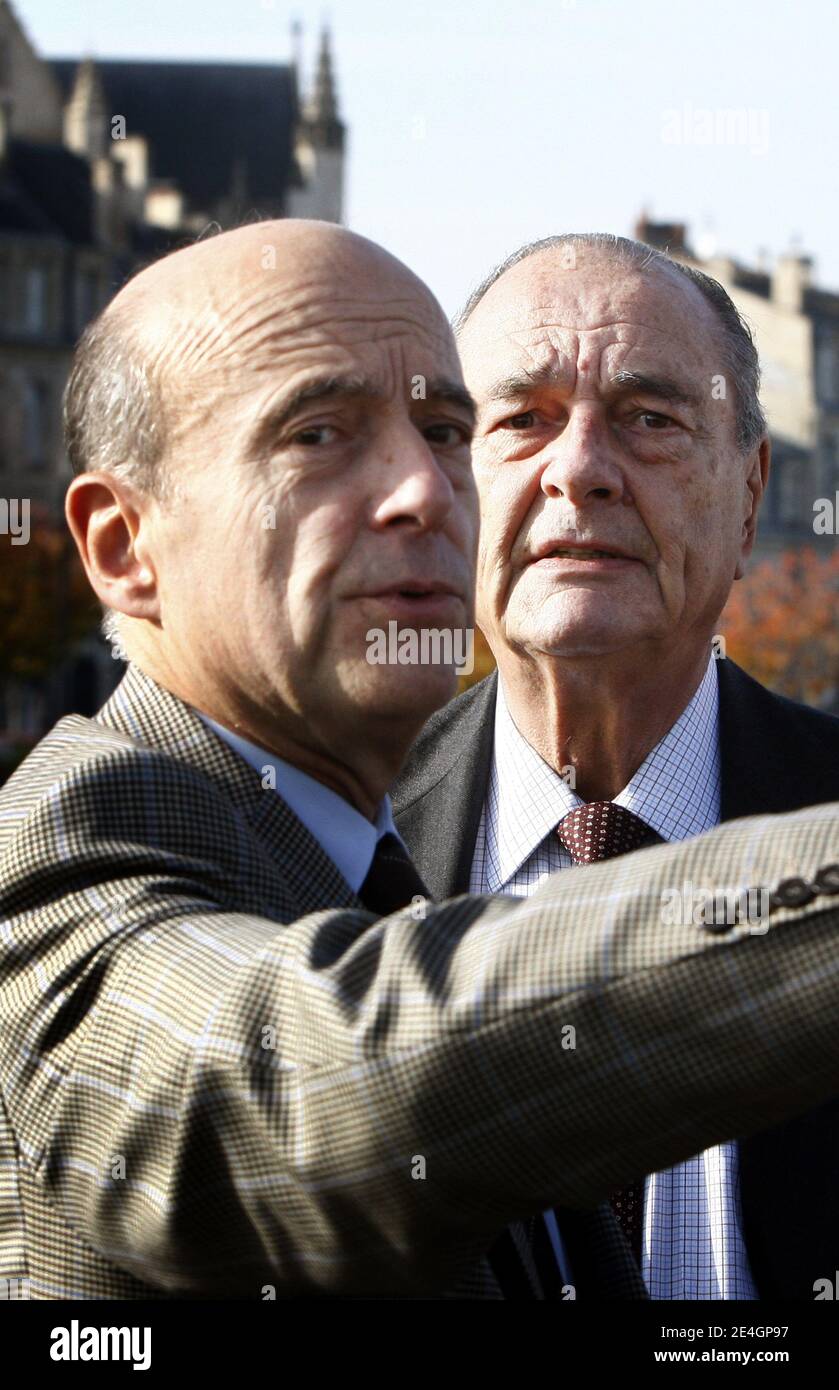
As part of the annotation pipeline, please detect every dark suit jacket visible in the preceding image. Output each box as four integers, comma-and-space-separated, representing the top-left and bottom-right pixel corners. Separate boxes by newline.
392, 658, 839, 1299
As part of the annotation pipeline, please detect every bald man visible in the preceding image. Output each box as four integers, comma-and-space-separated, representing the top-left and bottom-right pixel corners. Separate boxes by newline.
3, 222, 839, 1303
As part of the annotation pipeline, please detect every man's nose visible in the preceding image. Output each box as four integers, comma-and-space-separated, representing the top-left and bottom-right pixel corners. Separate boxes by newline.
369, 423, 456, 532
539, 406, 625, 506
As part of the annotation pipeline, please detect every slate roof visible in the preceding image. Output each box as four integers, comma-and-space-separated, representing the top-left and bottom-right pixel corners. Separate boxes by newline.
0, 140, 93, 242
50, 59, 301, 216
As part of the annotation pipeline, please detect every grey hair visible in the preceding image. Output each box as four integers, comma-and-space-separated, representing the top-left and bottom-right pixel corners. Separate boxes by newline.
63, 301, 171, 493
453, 232, 767, 453
99, 607, 129, 660
63, 301, 174, 654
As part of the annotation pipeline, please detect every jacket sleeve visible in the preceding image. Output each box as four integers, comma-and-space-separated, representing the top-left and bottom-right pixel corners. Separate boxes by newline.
2, 755, 839, 1298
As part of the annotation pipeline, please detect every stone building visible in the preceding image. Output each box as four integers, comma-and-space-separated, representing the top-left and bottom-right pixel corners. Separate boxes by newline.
50, 27, 345, 234
0, 0, 345, 514
636, 215, 839, 552
0, 0, 345, 750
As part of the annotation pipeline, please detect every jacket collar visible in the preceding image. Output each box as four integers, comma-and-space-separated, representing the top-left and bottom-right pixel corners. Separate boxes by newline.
716, 657, 835, 820
392, 670, 498, 898
395, 656, 839, 890
96, 662, 362, 919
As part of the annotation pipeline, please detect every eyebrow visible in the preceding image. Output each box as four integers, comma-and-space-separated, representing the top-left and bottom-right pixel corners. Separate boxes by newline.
484, 363, 562, 402
606, 370, 702, 409
483, 364, 702, 410
428, 378, 477, 421
249, 372, 476, 454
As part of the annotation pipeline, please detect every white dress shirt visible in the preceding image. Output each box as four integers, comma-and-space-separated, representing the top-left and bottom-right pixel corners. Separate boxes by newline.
470, 657, 759, 1300
195, 712, 401, 894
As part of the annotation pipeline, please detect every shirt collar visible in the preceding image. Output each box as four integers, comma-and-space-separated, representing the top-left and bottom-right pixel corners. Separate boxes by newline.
195, 712, 400, 893
491, 655, 720, 885
613, 656, 720, 841
491, 680, 580, 887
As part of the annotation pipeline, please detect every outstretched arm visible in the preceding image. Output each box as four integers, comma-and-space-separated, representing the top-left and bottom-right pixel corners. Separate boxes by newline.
2, 760, 838, 1298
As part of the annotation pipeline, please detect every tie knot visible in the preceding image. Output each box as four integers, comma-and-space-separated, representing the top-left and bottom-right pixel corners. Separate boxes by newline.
359, 833, 430, 916
557, 801, 661, 865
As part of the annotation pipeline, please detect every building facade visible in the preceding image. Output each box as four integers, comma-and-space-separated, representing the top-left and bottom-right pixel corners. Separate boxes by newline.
0, 0, 345, 750
636, 216, 839, 553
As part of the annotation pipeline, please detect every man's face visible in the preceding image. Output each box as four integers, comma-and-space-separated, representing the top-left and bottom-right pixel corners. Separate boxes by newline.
457, 248, 763, 664
141, 229, 478, 750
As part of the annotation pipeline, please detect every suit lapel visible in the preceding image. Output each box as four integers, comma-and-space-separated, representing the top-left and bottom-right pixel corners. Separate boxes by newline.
717, 658, 839, 1298
558, 1206, 649, 1300
717, 658, 820, 819
96, 662, 361, 923
393, 672, 498, 898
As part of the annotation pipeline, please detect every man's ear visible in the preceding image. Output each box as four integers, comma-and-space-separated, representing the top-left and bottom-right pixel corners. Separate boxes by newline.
734, 436, 770, 580
65, 471, 161, 620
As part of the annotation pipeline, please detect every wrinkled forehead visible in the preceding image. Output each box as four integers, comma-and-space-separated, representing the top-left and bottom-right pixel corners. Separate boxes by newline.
118, 234, 459, 392
458, 250, 723, 393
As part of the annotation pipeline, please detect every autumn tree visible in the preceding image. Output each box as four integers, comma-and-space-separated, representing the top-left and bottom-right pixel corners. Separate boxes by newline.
458, 626, 496, 692
720, 547, 839, 706
0, 504, 99, 682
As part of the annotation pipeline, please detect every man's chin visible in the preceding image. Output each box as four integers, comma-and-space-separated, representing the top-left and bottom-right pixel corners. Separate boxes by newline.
512, 622, 653, 660
349, 664, 460, 727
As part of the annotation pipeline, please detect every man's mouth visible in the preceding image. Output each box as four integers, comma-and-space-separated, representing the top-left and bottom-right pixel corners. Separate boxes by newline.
372, 583, 458, 596
539, 547, 627, 561
358, 582, 464, 607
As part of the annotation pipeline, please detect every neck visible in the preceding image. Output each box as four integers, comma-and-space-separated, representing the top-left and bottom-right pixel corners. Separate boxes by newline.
199, 701, 401, 821
496, 641, 712, 802
125, 640, 413, 822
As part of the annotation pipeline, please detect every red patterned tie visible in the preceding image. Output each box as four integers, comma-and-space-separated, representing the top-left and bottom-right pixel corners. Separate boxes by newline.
557, 800, 662, 1264
557, 800, 661, 865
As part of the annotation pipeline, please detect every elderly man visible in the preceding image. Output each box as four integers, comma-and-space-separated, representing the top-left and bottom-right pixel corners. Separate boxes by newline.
393, 232, 839, 1299
3, 222, 839, 1304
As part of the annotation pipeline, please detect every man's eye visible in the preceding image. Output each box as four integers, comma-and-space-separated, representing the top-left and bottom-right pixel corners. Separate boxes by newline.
503, 412, 536, 430
635, 411, 673, 430
423, 422, 472, 446
290, 424, 337, 446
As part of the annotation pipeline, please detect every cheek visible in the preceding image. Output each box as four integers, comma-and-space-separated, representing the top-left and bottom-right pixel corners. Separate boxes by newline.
156, 500, 225, 607
640, 468, 715, 557
168, 485, 290, 624
281, 503, 358, 633
646, 469, 737, 599
454, 477, 481, 561
475, 460, 536, 572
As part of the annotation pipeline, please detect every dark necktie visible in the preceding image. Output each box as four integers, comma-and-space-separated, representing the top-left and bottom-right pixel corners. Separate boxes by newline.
358, 832, 429, 916
557, 800, 663, 1266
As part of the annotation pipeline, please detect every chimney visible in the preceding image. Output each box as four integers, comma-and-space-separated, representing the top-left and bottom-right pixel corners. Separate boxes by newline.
633, 214, 688, 257
64, 57, 109, 163
772, 253, 812, 312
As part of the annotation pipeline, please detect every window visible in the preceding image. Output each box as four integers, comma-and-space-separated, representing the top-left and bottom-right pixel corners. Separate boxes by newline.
21, 380, 49, 467
816, 341, 839, 403
22, 267, 48, 336
777, 455, 813, 530
0, 260, 10, 328
74, 268, 100, 333
0, 373, 22, 473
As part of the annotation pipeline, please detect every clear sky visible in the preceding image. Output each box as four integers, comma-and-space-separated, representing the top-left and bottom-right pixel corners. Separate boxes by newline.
14, 0, 839, 316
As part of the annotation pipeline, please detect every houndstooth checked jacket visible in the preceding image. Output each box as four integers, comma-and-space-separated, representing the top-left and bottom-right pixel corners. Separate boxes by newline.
2, 660, 839, 1300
